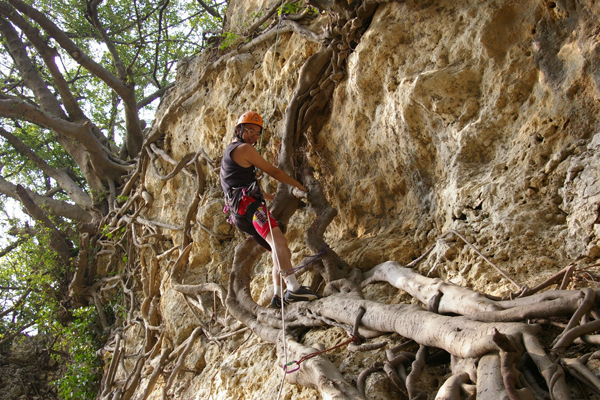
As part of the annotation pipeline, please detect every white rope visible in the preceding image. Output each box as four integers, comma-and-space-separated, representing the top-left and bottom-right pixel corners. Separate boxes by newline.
252, 1, 291, 397
275, 238, 288, 399
259, 0, 286, 155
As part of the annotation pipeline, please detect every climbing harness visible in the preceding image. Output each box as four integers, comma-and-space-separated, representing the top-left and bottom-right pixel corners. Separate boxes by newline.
222, 182, 263, 224
283, 334, 361, 373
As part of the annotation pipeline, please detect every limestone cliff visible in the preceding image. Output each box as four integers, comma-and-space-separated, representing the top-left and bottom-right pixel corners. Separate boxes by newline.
105, 0, 600, 398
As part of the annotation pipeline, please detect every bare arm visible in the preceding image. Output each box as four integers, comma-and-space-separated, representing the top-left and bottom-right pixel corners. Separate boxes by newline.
232, 144, 307, 192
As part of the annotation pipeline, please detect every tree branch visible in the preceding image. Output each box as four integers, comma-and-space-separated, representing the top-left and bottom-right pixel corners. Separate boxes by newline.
0, 127, 93, 210
137, 83, 175, 109
0, 2, 86, 121
0, 175, 92, 222
0, 235, 27, 258
6, 0, 129, 98
0, 98, 128, 179
6, 0, 144, 157
195, 0, 221, 19
16, 184, 73, 264
0, 288, 32, 319
0, 322, 35, 346
85, 0, 127, 81
0, 14, 66, 118
83, 0, 143, 157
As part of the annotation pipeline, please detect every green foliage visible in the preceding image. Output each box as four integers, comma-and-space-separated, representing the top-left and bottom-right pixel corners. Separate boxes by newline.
220, 31, 242, 50
280, 2, 303, 16
0, 126, 83, 199
54, 307, 103, 400
278, 1, 317, 16
0, 230, 102, 398
0, 232, 63, 344
0, 232, 103, 399
0, 0, 227, 178
100, 224, 126, 240
116, 194, 129, 203
0, 0, 228, 396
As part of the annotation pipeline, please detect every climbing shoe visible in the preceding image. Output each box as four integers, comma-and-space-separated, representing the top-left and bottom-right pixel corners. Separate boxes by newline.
269, 294, 286, 309
284, 286, 322, 304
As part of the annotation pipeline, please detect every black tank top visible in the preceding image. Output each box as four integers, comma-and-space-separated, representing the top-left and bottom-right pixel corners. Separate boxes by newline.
220, 141, 262, 211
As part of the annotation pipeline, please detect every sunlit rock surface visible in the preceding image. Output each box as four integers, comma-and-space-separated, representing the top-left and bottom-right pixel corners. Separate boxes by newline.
132, 0, 600, 398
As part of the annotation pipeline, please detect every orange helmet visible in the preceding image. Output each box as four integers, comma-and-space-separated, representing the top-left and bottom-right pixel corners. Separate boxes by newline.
236, 111, 263, 128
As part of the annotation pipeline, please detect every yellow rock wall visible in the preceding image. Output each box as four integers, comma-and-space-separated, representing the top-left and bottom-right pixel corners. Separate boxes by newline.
135, 0, 600, 398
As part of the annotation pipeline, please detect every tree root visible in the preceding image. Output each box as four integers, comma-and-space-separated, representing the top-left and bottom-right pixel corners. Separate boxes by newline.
91, 1, 600, 398
434, 372, 470, 400
147, 147, 196, 181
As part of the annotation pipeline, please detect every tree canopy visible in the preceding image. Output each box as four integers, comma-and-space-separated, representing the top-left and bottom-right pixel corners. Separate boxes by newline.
3, 0, 600, 399
0, 0, 224, 396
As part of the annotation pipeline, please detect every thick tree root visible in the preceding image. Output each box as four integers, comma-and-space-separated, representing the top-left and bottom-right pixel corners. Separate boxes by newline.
91, 1, 600, 398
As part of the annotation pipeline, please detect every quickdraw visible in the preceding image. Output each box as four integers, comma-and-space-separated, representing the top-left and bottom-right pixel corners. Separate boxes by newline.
279, 244, 329, 277
222, 204, 235, 225
283, 334, 361, 374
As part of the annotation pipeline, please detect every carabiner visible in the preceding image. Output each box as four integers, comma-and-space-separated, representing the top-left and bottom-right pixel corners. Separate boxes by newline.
283, 360, 300, 373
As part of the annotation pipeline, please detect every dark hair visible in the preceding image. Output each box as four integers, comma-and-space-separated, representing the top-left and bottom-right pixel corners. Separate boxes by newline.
234, 124, 244, 141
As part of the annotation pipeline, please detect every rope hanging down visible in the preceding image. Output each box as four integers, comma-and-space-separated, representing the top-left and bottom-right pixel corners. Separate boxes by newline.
267, 3, 291, 400
258, 1, 315, 397
258, 0, 286, 155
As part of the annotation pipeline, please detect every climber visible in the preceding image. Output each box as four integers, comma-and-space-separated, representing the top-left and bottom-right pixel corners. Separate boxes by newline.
220, 111, 321, 309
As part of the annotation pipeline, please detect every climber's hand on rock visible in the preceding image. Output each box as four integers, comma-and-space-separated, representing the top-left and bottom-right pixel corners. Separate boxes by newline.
292, 187, 307, 198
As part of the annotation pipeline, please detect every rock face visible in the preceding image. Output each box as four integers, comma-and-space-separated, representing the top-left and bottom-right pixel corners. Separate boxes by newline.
128, 0, 600, 398
0, 335, 61, 399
